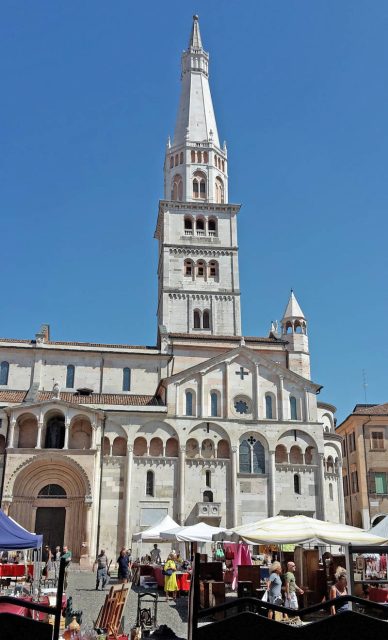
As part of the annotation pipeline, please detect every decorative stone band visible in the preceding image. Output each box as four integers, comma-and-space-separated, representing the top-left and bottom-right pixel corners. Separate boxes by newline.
168, 293, 235, 301
169, 248, 234, 257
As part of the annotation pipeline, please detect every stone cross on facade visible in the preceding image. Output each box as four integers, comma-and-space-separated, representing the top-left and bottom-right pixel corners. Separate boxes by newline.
247, 436, 256, 446
236, 366, 249, 380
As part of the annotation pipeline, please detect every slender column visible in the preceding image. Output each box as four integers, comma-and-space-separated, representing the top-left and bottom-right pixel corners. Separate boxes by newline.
8, 419, 16, 448
317, 453, 326, 520
178, 445, 186, 525
124, 444, 133, 546
199, 373, 205, 418
230, 446, 238, 527
268, 450, 276, 516
90, 444, 101, 557
175, 383, 180, 415
64, 416, 70, 450
253, 365, 259, 420
91, 421, 97, 449
303, 388, 309, 422
36, 421, 44, 449
337, 461, 346, 523
84, 500, 93, 556
278, 375, 285, 420
223, 362, 229, 419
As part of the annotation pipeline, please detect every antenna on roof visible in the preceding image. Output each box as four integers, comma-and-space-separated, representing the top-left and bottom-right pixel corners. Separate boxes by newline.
362, 369, 368, 404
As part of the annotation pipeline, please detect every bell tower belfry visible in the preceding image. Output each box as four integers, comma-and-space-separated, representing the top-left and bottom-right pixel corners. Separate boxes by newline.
155, 16, 242, 338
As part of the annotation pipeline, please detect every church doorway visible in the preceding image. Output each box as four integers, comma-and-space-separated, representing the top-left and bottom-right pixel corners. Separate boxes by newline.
35, 507, 66, 549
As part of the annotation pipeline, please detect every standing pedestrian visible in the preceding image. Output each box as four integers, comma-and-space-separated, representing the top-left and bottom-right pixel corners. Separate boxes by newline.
267, 561, 283, 620
117, 548, 130, 584
163, 552, 178, 603
284, 561, 304, 611
61, 546, 72, 591
94, 549, 109, 590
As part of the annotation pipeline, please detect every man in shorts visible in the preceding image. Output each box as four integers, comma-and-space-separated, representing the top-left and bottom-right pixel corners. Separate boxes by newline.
284, 561, 304, 610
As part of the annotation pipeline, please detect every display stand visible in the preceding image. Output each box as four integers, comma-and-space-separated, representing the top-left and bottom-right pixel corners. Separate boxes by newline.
348, 544, 388, 600
94, 583, 130, 638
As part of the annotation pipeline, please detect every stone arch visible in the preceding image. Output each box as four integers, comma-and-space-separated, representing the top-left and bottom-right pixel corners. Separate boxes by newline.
165, 437, 178, 457
149, 437, 163, 457
276, 428, 318, 452
17, 413, 38, 448
186, 438, 199, 459
188, 421, 231, 445
289, 445, 303, 464
275, 444, 288, 463
69, 415, 92, 450
217, 439, 229, 458
43, 409, 66, 450
139, 420, 179, 442
112, 437, 127, 456
133, 437, 147, 456
201, 438, 214, 459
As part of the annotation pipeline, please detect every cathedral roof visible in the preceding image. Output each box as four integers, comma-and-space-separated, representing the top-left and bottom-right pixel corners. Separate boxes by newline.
0, 390, 164, 407
169, 333, 286, 344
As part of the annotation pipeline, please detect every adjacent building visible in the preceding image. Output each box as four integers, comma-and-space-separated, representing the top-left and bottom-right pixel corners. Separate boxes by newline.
336, 403, 388, 529
0, 16, 343, 562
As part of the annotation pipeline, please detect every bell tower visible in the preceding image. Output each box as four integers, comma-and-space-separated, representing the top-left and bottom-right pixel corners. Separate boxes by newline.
281, 290, 311, 379
155, 16, 242, 338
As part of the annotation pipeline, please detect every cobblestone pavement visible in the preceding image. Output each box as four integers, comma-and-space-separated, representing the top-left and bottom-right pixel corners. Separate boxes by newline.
67, 570, 188, 638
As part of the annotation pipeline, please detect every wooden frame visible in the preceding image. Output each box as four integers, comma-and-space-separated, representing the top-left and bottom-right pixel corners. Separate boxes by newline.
94, 583, 130, 638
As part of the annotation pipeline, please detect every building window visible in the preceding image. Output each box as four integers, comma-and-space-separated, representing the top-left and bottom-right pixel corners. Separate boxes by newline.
329, 483, 334, 501
123, 367, 131, 392
208, 260, 218, 278
208, 218, 217, 236
179, 151, 184, 164
215, 176, 224, 203
172, 174, 183, 201
342, 438, 347, 458
290, 396, 297, 420
191, 150, 196, 162
203, 490, 213, 502
66, 365, 75, 389
265, 394, 273, 419
203, 310, 210, 329
235, 399, 249, 414
184, 259, 193, 276
348, 432, 356, 453
371, 432, 384, 450
193, 310, 201, 329
146, 470, 154, 496
184, 217, 193, 233
343, 475, 349, 497
193, 171, 206, 200
351, 470, 359, 494
197, 260, 205, 276
294, 474, 301, 494
210, 392, 218, 417
370, 472, 388, 494
38, 484, 66, 498
239, 437, 265, 474
205, 470, 211, 487
185, 390, 194, 416
0, 362, 9, 386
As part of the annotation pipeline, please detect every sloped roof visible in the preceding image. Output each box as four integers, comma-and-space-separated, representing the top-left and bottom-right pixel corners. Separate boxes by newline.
282, 291, 305, 319
353, 403, 388, 416
37, 392, 164, 406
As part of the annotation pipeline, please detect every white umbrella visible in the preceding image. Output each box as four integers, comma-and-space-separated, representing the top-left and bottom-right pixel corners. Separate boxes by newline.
132, 515, 180, 542
163, 522, 226, 543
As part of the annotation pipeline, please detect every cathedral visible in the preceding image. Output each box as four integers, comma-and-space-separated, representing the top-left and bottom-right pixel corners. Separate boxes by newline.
0, 17, 344, 562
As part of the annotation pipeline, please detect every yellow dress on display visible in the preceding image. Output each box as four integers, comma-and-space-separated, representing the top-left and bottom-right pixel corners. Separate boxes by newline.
164, 559, 178, 592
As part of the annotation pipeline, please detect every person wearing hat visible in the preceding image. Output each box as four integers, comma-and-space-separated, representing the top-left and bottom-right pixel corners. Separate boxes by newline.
93, 549, 109, 590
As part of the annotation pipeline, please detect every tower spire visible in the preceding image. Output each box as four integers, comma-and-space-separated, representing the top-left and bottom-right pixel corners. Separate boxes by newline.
189, 14, 203, 49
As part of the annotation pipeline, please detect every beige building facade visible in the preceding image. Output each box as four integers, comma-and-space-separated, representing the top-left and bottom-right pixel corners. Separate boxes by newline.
0, 17, 343, 563
336, 403, 388, 529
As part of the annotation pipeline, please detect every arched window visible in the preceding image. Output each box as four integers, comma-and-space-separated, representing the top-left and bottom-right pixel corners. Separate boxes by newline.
171, 175, 183, 201
326, 456, 334, 473
0, 362, 9, 386
265, 394, 273, 419
38, 484, 66, 498
215, 177, 224, 204
45, 415, 65, 449
193, 171, 206, 200
286, 321, 293, 334
191, 150, 196, 162
203, 490, 213, 503
290, 445, 303, 464
197, 150, 202, 163
222, 159, 225, 172
275, 444, 288, 463
208, 218, 217, 236
184, 217, 193, 232
210, 392, 218, 417
66, 364, 75, 389
193, 310, 201, 329
203, 310, 210, 329
329, 483, 334, 501
185, 390, 194, 416
204, 151, 208, 163
305, 446, 314, 464
122, 367, 131, 392
179, 151, 183, 164
184, 259, 193, 276
146, 470, 154, 496
290, 396, 297, 420
294, 474, 301, 494
208, 261, 218, 278
170, 156, 174, 169
294, 322, 302, 334
196, 218, 205, 234
239, 437, 265, 474
197, 260, 205, 276
133, 437, 147, 456
174, 154, 178, 166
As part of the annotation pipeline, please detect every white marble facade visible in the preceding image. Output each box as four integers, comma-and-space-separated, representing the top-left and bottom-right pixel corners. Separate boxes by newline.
0, 17, 343, 562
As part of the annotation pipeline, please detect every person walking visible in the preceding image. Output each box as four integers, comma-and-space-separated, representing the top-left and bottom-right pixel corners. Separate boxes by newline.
94, 549, 109, 591
284, 561, 304, 610
163, 552, 178, 602
267, 561, 283, 620
61, 546, 72, 591
117, 548, 130, 584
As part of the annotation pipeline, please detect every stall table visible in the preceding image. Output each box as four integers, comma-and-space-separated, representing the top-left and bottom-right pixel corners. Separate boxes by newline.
0, 565, 25, 578
152, 566, 190, 591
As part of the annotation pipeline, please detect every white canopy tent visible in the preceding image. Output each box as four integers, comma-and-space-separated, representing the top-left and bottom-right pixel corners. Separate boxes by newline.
212, 515, 388, 546
163, 522, 226, 543
369, 516, 388, 538
132, 515, 180, 542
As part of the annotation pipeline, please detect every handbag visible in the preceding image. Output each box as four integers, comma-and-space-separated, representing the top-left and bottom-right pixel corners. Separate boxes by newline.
261, 590, 268, 602
162, 568, 173, 576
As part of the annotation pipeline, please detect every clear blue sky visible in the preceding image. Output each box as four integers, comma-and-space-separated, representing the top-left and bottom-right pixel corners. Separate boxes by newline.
1, 1, 387, 422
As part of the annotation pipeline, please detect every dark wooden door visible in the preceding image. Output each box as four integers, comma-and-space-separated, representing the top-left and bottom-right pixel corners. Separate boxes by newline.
35, 507, 66, 550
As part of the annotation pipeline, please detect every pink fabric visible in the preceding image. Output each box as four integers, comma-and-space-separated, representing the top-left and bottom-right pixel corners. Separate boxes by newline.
223, 543, 252, 590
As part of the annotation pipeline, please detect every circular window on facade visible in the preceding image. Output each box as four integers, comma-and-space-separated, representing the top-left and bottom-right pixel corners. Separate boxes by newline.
232, 396, 252, 416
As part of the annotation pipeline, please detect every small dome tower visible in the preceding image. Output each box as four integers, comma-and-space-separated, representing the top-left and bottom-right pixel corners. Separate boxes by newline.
281, 290, 310, 379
